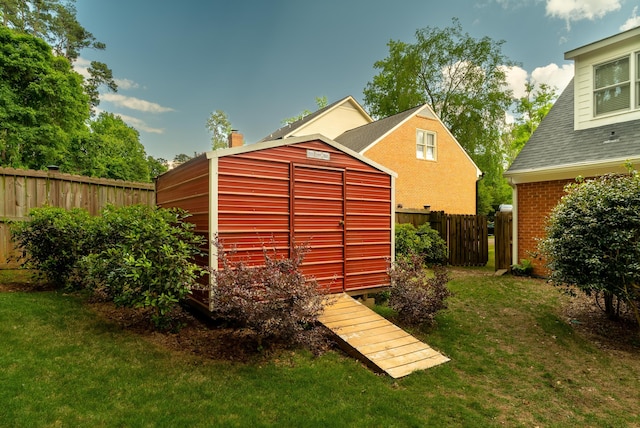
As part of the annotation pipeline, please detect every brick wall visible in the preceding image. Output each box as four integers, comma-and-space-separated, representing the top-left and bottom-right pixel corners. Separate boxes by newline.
364, 115, 478, 214
516, 179, 573, 276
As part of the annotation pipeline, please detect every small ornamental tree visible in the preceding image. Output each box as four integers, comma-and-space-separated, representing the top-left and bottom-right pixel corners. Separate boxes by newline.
540, 171, 640, 321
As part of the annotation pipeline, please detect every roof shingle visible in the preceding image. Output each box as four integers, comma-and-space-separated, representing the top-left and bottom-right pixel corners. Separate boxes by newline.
507, 79, 640, 173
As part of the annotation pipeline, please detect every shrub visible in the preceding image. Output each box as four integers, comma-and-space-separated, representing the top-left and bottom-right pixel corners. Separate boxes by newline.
511, 259, 534, 277
395, 223, 448, 265
388, 253, 452, 326
211, 241, 328, 348
81, 205, 205, 330
540, 171, 640, 320
11, 206, 99, 288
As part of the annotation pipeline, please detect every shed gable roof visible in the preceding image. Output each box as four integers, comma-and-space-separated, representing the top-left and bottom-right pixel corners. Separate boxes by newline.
208, 134, 397, 178
505, 78, 640, 177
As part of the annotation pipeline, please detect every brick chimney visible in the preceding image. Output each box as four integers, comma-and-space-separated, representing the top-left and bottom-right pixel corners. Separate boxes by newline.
228, 130, 244, 148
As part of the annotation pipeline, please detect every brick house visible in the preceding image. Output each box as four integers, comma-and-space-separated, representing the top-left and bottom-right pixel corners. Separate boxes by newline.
504, 27, 640, 276
262, 97, 481, 214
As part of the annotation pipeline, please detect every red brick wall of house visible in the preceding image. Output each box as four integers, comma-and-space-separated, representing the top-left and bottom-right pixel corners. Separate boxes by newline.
516, 179, 574, 276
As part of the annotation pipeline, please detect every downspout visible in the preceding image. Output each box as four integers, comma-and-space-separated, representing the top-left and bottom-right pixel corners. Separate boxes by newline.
507, 176, 518, 266
476, 172, 485, 216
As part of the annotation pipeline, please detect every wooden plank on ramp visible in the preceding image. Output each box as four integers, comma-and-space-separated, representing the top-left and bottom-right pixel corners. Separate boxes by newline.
319, 293, 449, 378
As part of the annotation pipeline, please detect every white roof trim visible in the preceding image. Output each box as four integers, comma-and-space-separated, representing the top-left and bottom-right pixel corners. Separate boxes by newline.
504, 156, 640, 184
565, 26, 640, 60
206, 133, 397, 178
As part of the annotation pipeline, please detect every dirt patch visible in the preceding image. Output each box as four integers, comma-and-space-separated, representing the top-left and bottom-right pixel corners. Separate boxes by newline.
560, 290, 640, 354
86, 299, 279, 362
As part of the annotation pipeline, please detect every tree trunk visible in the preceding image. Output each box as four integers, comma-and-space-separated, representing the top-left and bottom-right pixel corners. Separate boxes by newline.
603, 291, 617, 319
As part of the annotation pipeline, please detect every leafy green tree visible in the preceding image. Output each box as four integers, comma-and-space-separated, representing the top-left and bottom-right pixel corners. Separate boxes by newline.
64, 112, 150, 182
0, 0, 117, 111
206, 109, 232, 150
147, 156, 168, 178
281, 96, 328, 125
0, 26, 89, 169
363, 18, 516, 214
173, 153, 193, 164
506, 82, 557, 165
540, 170, 640, 321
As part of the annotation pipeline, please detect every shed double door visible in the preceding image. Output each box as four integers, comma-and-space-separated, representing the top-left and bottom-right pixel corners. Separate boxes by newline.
292, 164, 345, 293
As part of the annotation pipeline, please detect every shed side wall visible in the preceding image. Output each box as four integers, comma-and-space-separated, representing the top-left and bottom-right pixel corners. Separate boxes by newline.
155, 155, 211, 279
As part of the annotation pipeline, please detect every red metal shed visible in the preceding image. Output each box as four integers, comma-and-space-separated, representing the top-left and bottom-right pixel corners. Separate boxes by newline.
156, 134, 396, 311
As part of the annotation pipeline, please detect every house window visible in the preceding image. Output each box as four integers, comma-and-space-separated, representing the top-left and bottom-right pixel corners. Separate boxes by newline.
594, 56, 630, 115
416, 130, 436, 160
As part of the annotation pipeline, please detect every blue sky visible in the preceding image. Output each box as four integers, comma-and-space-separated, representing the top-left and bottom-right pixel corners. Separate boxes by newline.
73, 0, 640, 161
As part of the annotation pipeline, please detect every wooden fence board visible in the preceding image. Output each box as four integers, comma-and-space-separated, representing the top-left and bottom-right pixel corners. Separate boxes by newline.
395, 209, 488, 267
0, 167, 155, 268
494, 211, 513, 271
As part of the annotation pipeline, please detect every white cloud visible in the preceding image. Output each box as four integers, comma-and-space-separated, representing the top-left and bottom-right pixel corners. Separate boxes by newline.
114, 113, 165, 134
620, 6, 640, 31
502, 65, 529, 98
101, 93, 174, 113
73, 57, 91, 78
114, 78, 140, 90
531, 63, 574, 91
501, 63, 574, 101
546, 0, 621, 28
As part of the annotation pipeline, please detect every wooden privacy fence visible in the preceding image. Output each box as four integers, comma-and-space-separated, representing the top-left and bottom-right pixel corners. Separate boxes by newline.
0, 167, 155, 268
395, 209, 488, 267
494, 211, 513, 271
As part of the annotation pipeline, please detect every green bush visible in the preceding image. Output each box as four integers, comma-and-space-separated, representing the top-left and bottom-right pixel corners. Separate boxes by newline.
11, 207, 99, 288
511, 259, 534, 277
540, 171, 640, 320
395, 223, 448, 265
12, 204, 205, 330
81, 205, 205, 330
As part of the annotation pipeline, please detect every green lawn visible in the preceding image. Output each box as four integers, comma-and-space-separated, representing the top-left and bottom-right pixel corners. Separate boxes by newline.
1, 268, 639, 427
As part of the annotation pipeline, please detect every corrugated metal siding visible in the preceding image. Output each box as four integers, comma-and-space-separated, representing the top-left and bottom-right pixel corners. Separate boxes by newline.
344, 168, 392, 292
216, 140, 392, 294
293, 164, 345, 293
158, 139, 393, 306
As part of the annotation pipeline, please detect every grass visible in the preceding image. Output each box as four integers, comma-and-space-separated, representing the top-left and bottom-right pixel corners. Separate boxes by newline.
1, 266, 639, 427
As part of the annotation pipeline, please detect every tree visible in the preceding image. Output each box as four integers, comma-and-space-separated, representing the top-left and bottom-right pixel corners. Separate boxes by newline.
0, 26, 89, 169
173, 153, 193, 164
205, 110, 231, 150
505, 82, 557, 165
363, 18, 516, 214
281, 96, 328, 125
540, 170, 640, 321
0, 0, 117, 111
147, 156, 168, 178
64, 112, 150, 182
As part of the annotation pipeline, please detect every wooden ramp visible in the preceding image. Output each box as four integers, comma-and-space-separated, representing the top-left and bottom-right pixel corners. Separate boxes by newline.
319, 293, 449, 378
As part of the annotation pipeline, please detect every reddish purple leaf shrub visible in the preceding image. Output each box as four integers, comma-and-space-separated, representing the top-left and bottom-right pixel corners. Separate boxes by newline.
388, 254, 452, 326
210, 241, 330, 349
